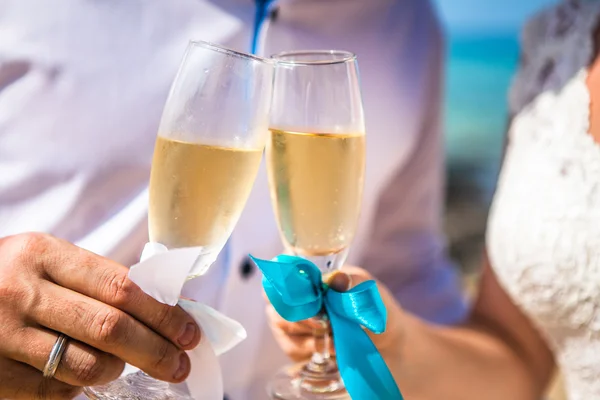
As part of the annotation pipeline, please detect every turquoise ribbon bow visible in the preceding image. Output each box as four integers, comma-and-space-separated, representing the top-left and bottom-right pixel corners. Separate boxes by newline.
250, 254, 404, 400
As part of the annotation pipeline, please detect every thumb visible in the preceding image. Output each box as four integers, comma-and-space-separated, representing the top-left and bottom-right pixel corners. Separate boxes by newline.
327, 266, 404, 353
327, 271, 352, 292
326, 266, 379, 290
326, 266, 375, 292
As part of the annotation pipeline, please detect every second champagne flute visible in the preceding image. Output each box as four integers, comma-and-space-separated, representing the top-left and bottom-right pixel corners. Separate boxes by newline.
266, 50, 366, 399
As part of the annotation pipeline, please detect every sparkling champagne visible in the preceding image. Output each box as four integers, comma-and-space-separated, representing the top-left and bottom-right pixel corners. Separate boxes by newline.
267, 129, 365, 257
149, 136, 263, 251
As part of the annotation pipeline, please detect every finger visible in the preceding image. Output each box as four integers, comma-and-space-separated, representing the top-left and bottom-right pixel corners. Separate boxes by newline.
271, 327, 315, 362
325, 270, 352, 292
266, 306, 313, 361
266, 306, 324, 336
32, 234, 200, 350
267, 307, 336, 362
0, 357, 81, 400
4, 326, 124, 387
29, 281, 191, 384
271, 326, 337, 363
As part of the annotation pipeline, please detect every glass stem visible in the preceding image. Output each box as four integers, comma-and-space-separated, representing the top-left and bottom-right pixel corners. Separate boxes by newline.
306, 312, 333, 373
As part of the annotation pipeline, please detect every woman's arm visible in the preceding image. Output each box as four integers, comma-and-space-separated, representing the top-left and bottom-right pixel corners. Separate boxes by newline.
386, 256, 554, 400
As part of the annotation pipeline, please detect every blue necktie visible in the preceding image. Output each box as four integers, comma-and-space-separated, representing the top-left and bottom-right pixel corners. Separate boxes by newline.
251, 0, 276, 54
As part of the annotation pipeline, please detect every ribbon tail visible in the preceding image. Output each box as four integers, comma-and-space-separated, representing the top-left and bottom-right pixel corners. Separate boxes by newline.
185, 330, 224, 400
178, 300, 248, 399
328, 309, 404, 400
178, 300, 247, 356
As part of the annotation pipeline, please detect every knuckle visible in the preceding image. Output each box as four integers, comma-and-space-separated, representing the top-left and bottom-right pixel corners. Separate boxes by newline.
14, 232, 52, 263
0, 266, 38, 314
69, 300, 91, 323
104, 270, 137, 308
0, 276, 23, 303
72, 351, 107, 386
91, 309, 128, 346
153, 304, 175, 332
0, 232, 50, 273
154, 340, 177, 372
0, 234, 54, 312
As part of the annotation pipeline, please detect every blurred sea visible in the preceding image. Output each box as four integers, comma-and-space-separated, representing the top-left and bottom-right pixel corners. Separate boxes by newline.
442, 31, 520, 274
444, 31, 520, 173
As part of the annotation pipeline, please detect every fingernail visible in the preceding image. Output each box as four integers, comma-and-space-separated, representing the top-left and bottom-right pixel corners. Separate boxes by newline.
329, 272, 351, 292
174, 353, 190, 381
178, 323, 197, 347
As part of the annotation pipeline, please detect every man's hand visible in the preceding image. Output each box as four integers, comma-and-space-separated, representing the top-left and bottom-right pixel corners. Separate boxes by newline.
0, 233, 201, 399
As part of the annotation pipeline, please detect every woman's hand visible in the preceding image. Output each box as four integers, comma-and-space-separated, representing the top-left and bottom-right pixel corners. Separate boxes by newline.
0, 233, 201, 400
268, 261, 557, 400
266, 266, 405, 364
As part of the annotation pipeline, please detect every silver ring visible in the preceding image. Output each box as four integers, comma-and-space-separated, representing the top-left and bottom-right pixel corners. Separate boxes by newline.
43, 333, 69, 379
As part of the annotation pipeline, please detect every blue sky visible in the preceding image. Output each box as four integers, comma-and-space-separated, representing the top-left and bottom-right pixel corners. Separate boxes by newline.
432, 0, 558, 33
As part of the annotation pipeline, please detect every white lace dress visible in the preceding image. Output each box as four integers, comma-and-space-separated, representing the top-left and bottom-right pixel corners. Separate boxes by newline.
487, 1, 600, 398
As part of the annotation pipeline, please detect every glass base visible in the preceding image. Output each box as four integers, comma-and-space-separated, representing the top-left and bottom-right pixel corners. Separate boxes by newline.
84, 371, 193, 400
268, 360, 349, 400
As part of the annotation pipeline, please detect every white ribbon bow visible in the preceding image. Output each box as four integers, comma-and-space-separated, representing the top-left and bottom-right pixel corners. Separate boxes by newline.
124, 242, 247, 399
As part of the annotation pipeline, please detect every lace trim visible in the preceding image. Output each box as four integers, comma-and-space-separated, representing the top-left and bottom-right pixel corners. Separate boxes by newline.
509, 1, 600, 116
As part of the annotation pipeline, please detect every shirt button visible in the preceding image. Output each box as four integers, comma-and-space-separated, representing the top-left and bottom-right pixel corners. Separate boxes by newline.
240, 258, 255, 280
270, 6, 279, 21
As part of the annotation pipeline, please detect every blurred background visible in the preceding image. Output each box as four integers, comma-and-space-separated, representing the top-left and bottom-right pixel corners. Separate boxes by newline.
434, 0, 556, 278
432, 1, 564, 398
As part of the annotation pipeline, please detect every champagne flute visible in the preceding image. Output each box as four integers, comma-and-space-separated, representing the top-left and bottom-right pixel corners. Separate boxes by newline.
266, 51, 366, 400
84, 40, 273, 400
